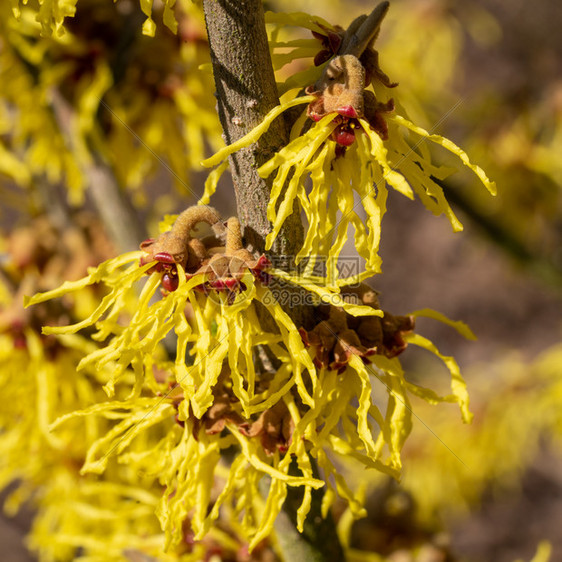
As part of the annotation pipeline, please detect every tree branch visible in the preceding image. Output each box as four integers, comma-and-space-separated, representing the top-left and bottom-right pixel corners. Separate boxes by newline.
202, 0, 315, 333
202, 0, 303, 258
49, 89, 148, 253
202, 2, 344, 560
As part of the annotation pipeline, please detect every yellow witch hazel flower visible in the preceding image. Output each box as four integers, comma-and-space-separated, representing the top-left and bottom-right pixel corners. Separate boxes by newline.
17, 4, 494, 557
0, 314, 158, 559
0, 334, 247, 561
3, 1, 220, 206
25, 206, 314, 412
0, 260, 272, 561
25, 200, 476, 552
202, 2, 496, 278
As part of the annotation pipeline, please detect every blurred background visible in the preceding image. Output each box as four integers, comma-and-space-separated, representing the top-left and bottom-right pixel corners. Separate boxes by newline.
1, 0, 561, 560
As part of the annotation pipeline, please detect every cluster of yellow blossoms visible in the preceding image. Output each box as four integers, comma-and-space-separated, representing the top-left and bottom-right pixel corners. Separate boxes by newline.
1, 1, 498, 560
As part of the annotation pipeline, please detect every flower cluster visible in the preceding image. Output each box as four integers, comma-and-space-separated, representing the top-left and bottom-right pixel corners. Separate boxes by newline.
1, 0, 220, 206
23, 202, 475, 553
139, 206, 271, 295
14, 2, 495, 560
203, 6, 496, 277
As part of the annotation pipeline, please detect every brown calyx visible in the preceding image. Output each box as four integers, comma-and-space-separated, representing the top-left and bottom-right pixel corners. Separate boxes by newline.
305, 54, 395, 147
240, 401, 295, 456
312, 24, 344, 66
300, 283, 415, 372
169, 370, 295, 457
140, 205, 221, 269
306, 4, 397, 149
343, 284, 415, 357
139, 206, 271, 295
300, 302, 377, 374
192, 385, 245, 438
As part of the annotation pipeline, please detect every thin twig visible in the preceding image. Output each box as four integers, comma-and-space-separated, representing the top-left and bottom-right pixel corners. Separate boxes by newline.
341, 1, 390, 57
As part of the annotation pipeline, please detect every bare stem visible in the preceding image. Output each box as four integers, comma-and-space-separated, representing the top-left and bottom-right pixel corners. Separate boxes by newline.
341, 1, 390, 57
201, 0, 303, 258
49, 89, 148, 253
86, 154, 148, 253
